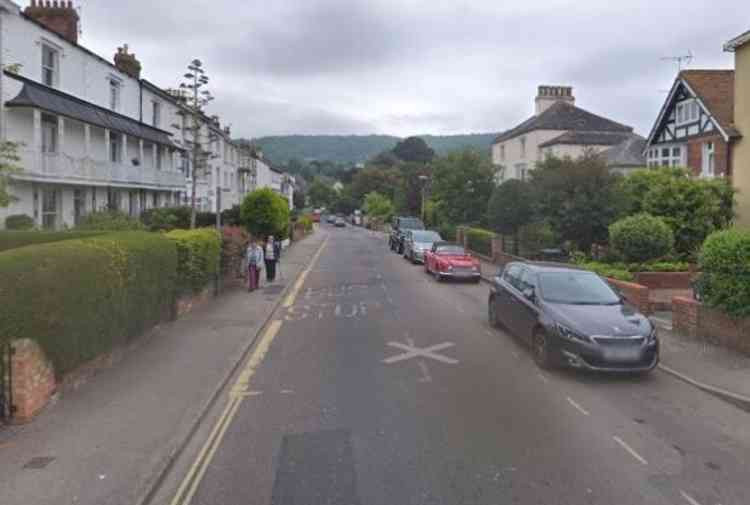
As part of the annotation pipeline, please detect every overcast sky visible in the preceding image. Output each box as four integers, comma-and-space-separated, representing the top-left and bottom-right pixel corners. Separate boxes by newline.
77, 0, 745, 139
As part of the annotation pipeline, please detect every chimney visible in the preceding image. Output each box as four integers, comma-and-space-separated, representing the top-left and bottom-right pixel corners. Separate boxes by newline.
535, 85, 575, 115
25, 1, 80, 45
114, 44, 142, 79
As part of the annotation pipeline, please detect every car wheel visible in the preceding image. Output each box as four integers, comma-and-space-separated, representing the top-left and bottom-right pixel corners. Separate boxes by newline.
533, 328, 553, 370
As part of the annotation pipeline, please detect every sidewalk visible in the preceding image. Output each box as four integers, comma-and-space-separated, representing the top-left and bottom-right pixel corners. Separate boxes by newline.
0, 231, 327, 505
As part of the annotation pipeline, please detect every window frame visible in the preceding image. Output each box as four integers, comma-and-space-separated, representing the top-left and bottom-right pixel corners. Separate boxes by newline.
108, 77, 122, 111
152, 100, 161, 128
41, 43, 59, 88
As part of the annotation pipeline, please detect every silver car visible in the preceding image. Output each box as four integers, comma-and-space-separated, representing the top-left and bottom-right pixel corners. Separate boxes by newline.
403, 230, 443, 263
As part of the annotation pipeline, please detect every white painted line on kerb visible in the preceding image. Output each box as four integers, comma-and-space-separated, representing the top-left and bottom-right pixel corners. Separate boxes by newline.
613, 436, 648, 465
679, 490, 703, 505
566, 397, 590, 416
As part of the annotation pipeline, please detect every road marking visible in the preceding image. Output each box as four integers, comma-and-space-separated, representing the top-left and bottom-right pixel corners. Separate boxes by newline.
679, 490, 703, 505
613, 436, 648, 465
280, 389, 295, 394
383, 341, 459, 364
537, 373, 548, 384
417, 361, 433, 383
283, 236, 329, 308
566, 397, 590, 416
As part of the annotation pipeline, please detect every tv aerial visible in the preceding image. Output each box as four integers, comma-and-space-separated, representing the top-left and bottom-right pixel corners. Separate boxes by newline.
660, 50, 694, 72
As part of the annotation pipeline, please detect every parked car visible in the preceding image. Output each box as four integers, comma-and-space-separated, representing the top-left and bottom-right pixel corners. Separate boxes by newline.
403, 230, 442, 263
326, 215, 336, 224
335, 217, 346, 227
424, 242, 481, 283
389, 216, 425, 254
487, 262, 659, 373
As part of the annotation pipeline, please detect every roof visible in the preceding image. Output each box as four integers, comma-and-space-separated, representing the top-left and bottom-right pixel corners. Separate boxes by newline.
5, 72, 178, 148
680, 70, 736, 136
600, 134, 647, 167
538, 131, 633, 148
724, 29, 750, 51
494, 101, 632, 144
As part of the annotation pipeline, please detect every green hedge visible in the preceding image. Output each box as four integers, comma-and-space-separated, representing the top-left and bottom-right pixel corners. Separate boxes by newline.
576, 261, 634, 282
699, 229, 750, 318
465, 227, 494, 257
75, 210, 145, 231
609, 213, 674, 263
5, 214, 35, 230
166, 228, 222, 294
0, 232, 177, 376
0, 230, 106, 252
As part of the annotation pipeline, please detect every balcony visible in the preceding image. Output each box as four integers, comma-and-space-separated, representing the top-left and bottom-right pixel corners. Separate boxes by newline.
15, 150, 186, 190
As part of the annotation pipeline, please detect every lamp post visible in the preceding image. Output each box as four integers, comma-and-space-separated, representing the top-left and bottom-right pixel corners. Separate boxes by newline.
418, 174, 429, 223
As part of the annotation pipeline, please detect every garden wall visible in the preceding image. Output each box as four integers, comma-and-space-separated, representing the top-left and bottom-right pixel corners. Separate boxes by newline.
633, 272, 695, 290
673, 297, 750, 355
607, 278, 652, 315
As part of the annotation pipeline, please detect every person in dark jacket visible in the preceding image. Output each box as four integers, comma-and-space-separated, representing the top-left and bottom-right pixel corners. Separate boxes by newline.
264, 235, 281, 282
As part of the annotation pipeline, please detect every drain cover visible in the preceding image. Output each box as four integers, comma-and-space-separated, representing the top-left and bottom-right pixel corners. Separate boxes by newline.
23, 456, 56, 469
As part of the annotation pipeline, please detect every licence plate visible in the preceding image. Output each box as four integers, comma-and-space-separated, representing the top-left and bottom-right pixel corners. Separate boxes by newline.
603, 347, 641, 362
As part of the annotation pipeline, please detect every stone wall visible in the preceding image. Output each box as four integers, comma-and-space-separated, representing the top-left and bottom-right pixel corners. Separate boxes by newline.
673, 296, 750, 355
9, 339, 56, 423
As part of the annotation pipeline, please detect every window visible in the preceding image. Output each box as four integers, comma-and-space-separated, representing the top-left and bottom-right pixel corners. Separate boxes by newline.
109, 79, 121, 111
42, 187, 59, 229
110, 133, 121, 163
503, 264, 521, 287
107, 187, 122, 210
500, 144, 505, 161
649, 144, 684, 168
152, 101, 161, 127
73, 188, 86, 226
520, 137, 526, 158
702, 141, 715, 177
155, 145, 162, 170
676, 99, 699, 125
515, 163, 527, 181
41, 114, 58, 153
42, 44, 59, 87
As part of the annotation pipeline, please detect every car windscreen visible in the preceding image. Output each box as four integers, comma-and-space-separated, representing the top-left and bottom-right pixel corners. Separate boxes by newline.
412, 231, 440, 242
436, 245, 466, 255
538, 271, 621, 305
400, 218, 424, 229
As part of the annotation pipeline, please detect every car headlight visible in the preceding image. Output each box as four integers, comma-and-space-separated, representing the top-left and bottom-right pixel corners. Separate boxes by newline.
556, 323, 590, 343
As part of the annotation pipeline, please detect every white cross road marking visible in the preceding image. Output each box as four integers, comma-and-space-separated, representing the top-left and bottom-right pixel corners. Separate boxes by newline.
383, 341, 459, 364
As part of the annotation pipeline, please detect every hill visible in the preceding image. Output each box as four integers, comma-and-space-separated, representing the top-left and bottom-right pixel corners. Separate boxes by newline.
250, 133, 499, 165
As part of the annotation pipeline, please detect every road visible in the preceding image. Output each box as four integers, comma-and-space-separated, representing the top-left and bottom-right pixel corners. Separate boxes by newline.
158, 224, 750, 505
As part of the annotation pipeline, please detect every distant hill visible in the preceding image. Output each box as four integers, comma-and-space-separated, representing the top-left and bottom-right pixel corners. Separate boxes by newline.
250, 133, 499, 165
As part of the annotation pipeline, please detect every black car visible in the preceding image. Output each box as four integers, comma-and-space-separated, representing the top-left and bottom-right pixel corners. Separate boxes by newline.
488, 262, 659, 373
389, 216, 425, 254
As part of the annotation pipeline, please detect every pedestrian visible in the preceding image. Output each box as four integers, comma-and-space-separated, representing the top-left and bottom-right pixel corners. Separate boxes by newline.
246, 237, 264, 292
264, 235, 279, 282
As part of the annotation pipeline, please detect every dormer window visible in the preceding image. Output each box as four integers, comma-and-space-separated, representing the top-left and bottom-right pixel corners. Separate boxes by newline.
676, 99, 699, 125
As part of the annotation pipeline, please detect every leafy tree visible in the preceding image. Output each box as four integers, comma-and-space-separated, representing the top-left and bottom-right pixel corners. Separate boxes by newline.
487, 179, 536, 254
363, 191, 394, 223
0, 141, 22, 208
307, 178, 337, 208
370, 150, 400, 167
331, 186, 359, 215
531, 152, 626, 252
431, 149, 495, 226
240, 188, 290, 239
397, 162, 431, 216
350, 167, 402, 203
393, 136, 435, 163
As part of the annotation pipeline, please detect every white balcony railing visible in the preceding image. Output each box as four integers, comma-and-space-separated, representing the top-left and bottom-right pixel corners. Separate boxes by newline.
16, 150, 186, 190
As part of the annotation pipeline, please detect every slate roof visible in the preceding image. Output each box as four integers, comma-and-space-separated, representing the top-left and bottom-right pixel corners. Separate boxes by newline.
494, 101, 632, 144
601, 134, 647, 167
680, 70, 737, 137
538, 130, 633, 148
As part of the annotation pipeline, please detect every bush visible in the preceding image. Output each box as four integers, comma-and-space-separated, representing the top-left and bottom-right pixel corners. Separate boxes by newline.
0, 230, 106, 252
5, 214, 35, 230
221, 205, 242, 226
518, 222, 556, 257
627, 261, 691, 273
166, 228, 222, 294
576, 261, 634, 282
141, 206, 192, 231
298, 215, 313, 232
609, 213, 674, 263
240, 188, 290, 239
465, 227, 494, 257
0, 232, 177, 376
698, 229, 750, 318
76, 209, 145, 231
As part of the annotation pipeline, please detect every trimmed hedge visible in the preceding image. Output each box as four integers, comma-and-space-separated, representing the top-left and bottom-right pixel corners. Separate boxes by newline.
698, 229, 750, 318
0, 230, 106, 252
5, 214, 35, 230
609, 213, 674, 263
0, 232, 177, 377
576, 261, 634, 282
465, 227, 494, 257
76, 210, 145, 231
166, 228, 222, 294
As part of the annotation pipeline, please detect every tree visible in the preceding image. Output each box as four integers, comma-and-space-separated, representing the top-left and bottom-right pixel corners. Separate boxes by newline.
370, 150, 400, 167
331, 186, 358, 215
363, 191, 394, 223
240, 188, 290, 239
307, 179, 337, 208
531, 152, 625, 252
0, 141, 21, 208
487, 179, 535, 254
293, 189, 306, 210
397, 162, 431, 216
392, 136, 435, 163
350, 167, 402, 203
431, 149, 495, 226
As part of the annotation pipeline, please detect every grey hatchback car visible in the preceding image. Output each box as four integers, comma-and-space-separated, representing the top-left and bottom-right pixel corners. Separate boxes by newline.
488, 262, 659, 373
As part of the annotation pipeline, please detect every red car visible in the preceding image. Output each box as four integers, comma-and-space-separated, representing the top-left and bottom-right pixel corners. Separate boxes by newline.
424, 242, 481, 283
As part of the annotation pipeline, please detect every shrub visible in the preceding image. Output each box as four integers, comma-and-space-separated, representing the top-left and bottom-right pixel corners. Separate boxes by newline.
576, 261, 634, 282
298, 215, 313, 232
0, 232, 177, 376
141, 206, 191, 231
0, 230, 106, 252
609, 213, 674, 263
240, 188, 290, 239
5, 214, 35, 230
76, 209, 145, 231
166, 228, 222, 294
627, 261, 691, 273
221, 205, 242, 226
518, 222, 556, 257
698, 229, 750, 318
465, 227, 494, 257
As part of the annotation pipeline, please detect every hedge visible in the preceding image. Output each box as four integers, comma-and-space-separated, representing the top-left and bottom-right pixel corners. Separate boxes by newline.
166, 228, 222, 294
0, 230, 106, 252
0, 232, 177, 377
465, 227, 494, 257
75, 209, 146, 231
5, 214, 35, 230
575, 261, 634, 282
609, 213, 674, 263
698, 229, 750, 318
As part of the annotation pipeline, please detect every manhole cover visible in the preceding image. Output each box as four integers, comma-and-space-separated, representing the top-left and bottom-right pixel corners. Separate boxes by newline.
263, 285, 285, 295
23, 456, 55, 469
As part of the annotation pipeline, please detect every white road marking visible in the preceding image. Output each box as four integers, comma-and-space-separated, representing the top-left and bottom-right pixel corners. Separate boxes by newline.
280, 390, 295, 395
417, 361, 433, 383
537, 373, 548, 384
679, 490, 703, 505
566, 397, 590, 416
613, 436, 648, 465
383, 341, 459, 365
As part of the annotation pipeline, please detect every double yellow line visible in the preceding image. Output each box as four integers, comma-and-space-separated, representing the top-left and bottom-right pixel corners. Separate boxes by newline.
170, 235, 328, 505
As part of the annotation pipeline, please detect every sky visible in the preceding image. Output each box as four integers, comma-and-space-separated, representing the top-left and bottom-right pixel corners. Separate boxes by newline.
76, 0, 746, 139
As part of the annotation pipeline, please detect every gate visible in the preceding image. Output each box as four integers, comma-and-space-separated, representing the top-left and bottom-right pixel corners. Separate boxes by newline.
0, 342, 11, 421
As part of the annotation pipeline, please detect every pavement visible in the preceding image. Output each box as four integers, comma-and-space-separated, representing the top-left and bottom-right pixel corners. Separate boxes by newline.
149, 225, 750, 505
0, 230, 327, 505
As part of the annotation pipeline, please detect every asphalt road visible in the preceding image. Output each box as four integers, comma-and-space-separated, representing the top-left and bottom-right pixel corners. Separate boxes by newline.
161, 224, 750, 505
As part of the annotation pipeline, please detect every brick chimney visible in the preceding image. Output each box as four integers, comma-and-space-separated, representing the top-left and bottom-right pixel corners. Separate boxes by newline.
25, 1, 79, 45
535, 85, 575, 115
114, 44, 141, 79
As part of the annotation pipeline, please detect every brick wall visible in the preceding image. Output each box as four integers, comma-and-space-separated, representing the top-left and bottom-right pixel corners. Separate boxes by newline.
672, 296, 750, 355
686, 134, 728, 177
672, 296, 700, 337
9, 339, 56, 423
633, 272, 695, 290
608, 278, 651, 315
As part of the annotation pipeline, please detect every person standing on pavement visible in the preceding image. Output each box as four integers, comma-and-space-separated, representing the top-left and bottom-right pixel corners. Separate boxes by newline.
246, 238, 264, 292
264, 235, 279, 282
